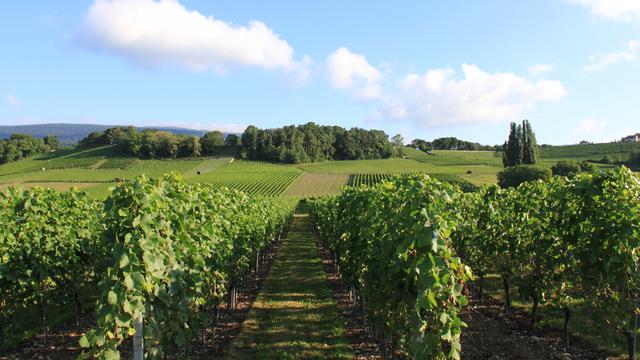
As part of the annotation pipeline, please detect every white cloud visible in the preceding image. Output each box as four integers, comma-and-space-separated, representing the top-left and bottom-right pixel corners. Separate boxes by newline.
567, 0, 640, 21
325, 50, 568, 128
527, 64, 554, 75
326, 47, 383, 100
583, 40, 639, 71
575, 118, 607, 133
79, 0, 309, 79
382, 64, 567, 127
5, 95, 21, 108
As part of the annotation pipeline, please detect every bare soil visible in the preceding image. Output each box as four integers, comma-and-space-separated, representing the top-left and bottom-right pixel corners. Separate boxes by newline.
461, 298, 616, 360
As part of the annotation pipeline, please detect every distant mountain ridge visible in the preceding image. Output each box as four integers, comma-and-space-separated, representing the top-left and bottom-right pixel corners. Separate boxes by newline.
0, 123, 210, 144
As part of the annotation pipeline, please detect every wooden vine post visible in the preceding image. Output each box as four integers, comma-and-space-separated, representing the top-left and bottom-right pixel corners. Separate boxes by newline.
133, 315, 144, 360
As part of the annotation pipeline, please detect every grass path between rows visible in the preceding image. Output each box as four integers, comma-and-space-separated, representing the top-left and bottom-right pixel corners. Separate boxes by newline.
227, 208, 352, 360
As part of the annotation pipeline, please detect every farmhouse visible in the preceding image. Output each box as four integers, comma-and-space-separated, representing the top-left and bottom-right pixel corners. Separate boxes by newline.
622, 133, 640, 142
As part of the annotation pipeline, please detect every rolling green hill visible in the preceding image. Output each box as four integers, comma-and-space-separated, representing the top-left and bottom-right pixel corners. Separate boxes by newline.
540, 142, 640, 162
1, 141, 637, 198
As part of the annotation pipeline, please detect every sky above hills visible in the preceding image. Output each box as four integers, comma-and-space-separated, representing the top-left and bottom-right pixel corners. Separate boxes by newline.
1, 0, 639, 145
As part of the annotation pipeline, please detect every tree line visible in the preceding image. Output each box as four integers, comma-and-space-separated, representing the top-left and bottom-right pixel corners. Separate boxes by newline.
77, 124, 405, 164
78, 126, 239, 158
408, 137, 501, 152
240, 123, 404, 163
498, 120, 550, 187
0, 134, 60, 165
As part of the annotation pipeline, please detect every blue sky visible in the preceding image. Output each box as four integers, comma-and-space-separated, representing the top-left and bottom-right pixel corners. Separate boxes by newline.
1, 0, 639, 145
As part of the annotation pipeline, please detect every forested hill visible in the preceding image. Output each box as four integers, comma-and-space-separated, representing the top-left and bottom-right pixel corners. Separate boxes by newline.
0, 123, 208, 144
240, 124, 404, 163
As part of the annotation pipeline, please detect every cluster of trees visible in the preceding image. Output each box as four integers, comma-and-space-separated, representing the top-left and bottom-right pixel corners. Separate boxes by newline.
78, 126, 239, 158
502, 120, 538, 166
498, 120, 547, 187
79, 124, 405, 163
240, 123, 404, 163
0, 134, 60, 165
408, 137, 499, 152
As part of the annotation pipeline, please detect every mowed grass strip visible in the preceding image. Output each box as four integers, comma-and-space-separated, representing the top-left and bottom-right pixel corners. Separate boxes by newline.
285, 173, 349, 198
227, 210, 352, 360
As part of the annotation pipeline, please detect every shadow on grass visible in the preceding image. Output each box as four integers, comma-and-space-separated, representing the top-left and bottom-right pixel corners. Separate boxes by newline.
227, 212, 352, 359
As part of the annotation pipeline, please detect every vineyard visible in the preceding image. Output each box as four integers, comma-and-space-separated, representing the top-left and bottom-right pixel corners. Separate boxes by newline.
187, 160, 303, 196
539, 142, 640, 162
0, 157, 204, 191
309, 176, 471, 359
0, 174, 296, 358
0, 147, 113, 176
0, 145, 529, 198
2, 146, 640, 359
309, 167, 640, 359
348, 172, 477, 192
284, 173, 349, 197
97, 158, 139, 170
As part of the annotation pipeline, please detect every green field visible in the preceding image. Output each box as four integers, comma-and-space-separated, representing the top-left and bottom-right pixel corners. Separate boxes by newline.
0, 147, 114, 176
284, 173, 349, 197
96, 157, 138, 169
1, 141, 637, 198
183, 157, 232, 176
1, 147, 499, 198
0, 147, 223, 193
406, 147, 503, 166
540, 141, 640, 162
186, 160, 303, 196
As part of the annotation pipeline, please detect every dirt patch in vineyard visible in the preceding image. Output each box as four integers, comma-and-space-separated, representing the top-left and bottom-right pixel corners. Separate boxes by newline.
0, 315, 92, 360
0, 237, 285, 360
461, 298, 617, 360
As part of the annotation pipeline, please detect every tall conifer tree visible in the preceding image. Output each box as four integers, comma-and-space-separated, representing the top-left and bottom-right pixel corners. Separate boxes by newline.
503, 120, 539, 167
521, 120, 539, 164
